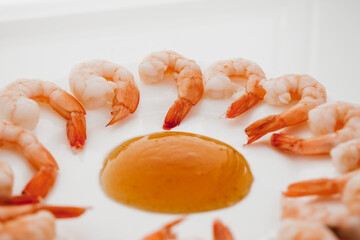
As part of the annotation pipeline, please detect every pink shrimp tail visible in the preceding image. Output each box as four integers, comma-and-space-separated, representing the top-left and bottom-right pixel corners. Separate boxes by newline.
143, 217, 184, 240
245, 115, 285, 144
271, 133, 304, 153
42, 205, 88, 219
284, 178, 339, 197
0, 195, 40, 205
226, 93, 261, 119
67, 112, 87, 152
213, 219, 235, 240
106, 104, 131, 127
163, 98, 193, 130
22, 167, 58, 199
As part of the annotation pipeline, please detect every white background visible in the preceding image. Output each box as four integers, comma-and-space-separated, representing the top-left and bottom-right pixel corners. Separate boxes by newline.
0, 0, 359, 239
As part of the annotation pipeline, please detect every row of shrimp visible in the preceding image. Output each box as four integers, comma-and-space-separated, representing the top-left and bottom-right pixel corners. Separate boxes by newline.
0, 122, 86, 239
136, 52, 359, 239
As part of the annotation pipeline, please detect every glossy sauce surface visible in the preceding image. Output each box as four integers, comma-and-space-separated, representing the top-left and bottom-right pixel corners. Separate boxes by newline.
100, 132, 253, 213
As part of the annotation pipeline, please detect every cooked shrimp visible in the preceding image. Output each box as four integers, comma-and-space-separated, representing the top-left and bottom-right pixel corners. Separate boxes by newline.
143, 218, 184, 240
213, 219, 234, 240
0, 210, 56, 240
0, 162, 13, 201
277, 219, 338, 240
0, 202, 86, 221
283, 170, 360, 214
331, 139, 360, 173
69, 59, 139, 126
271, 102, 360, 154
0, 121, 58, 198
203, 58, 266, 118
0, 79, 86, 152
138, 50, 203, 130
245, 74, 326, 144
281, 198, 360, 239
143, 218, 234, 240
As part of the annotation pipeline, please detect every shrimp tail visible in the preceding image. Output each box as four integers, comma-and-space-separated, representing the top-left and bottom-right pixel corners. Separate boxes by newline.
284, 178, 339, 197
270, 133, 304, 153
1, 195, 40, 205
213, 219, 234, 240
106, 104, 131, 127
226, 93, 261, 119
22, 167, 58, 199
42, 205, 87, 219
143, 217, 184, 240
163, 98, 193, 130
245, 115, 285, 144
67, 112, 87, 152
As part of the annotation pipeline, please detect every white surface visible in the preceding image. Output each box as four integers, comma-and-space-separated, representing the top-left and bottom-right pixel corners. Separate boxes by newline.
0, 0, 359, 239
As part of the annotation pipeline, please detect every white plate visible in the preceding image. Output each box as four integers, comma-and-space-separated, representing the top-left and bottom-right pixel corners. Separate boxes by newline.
0, 62, 341, 240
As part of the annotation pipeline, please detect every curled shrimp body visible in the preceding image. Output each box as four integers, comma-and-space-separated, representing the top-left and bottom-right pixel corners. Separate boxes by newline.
283, 170, 360, 215
0, 79, 86, 152
281, 198, 360, 239
271, 102, 360, 155
0, 121, 58, 198
330, 139, 360, 173
0, 162, 13, 201
0, 210, 56, 240
245, 74, 326, 144
69, 59, 139, 126
139, 50, 203, 130
203, 58, 266, 118
277, 219, 338, 240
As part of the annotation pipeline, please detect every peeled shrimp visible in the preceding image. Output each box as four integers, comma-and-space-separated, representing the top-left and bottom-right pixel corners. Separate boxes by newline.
0, 162, 13, 201
0, 79, 86, 151
331, 139, 360, 173
143, 218, 234, 240
203, 58, 266, 118
245, 74, 326, 144
0, 210, 56, 240
283, 169, 360, 215
271, 102, 360, 154
277, 219, 338, 240
139, 50, 203, 130
0, 121, 58, 198
69, 59, 139, 126
281, 198, 360, 239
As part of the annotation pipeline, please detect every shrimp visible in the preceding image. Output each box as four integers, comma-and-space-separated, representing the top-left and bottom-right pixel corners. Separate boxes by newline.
69, 59, 139, 126
143, 218, 234, 240
0, 79, 86, 152
213, 219, 234, 240
0, 162, 13, 201
277, 219, 339, 240
271, 102, 360, 155
0, 203, 86, 240
331, 139, 360, 173
0, 210, 56, 240
203, 58, 266, 118
142, 218, 184, 240
245, 74, 326, 144
0, 121, 58, 198
138, 50, 203, 130
0, 202, 86, 221
283, 170, 360, 215
281, 198, 360, 239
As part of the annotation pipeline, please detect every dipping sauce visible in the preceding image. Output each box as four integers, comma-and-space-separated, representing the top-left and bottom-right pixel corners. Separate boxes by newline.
100, 132, 253, 213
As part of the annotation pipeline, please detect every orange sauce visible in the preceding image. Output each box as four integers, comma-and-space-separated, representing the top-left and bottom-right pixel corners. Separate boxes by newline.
100, 132, 253, 213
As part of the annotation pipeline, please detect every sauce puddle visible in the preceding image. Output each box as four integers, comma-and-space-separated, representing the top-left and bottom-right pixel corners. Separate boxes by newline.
100, 132, 253, 213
